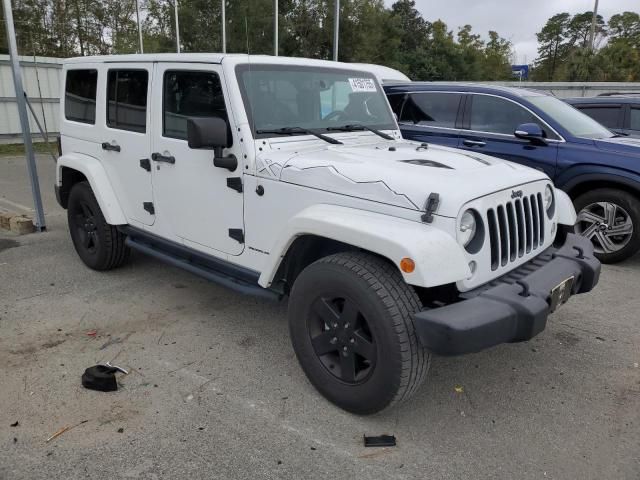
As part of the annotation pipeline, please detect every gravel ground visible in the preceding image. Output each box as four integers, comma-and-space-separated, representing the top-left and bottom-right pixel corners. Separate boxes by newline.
0, 155, 638, 480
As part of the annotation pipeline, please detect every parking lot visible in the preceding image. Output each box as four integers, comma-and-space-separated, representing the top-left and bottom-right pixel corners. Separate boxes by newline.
0, 154, 639, 479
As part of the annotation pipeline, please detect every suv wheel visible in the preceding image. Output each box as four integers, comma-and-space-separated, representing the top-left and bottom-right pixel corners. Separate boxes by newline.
67, 181, 130, 270
288, 252, 430, 414
574, 188, 640, 264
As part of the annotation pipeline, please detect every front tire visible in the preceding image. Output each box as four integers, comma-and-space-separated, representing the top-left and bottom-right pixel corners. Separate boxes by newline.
288, 252, 430, 415
574, 188, 640, 264
67, 181, 129, 270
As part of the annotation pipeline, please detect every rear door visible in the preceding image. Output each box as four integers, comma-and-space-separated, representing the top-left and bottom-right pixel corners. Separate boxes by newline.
101, 64, 155, 225
394, 91, 464, 148
149, 63, 245, 256
459, 94, 559, 179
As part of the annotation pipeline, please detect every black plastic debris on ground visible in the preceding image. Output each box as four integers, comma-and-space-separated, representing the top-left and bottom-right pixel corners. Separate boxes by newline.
363, 434, 396, 447
81, 365, 121, 392
10, 421, 19, 427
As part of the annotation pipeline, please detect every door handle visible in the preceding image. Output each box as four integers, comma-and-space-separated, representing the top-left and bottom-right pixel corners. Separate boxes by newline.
463, 139, 486, 147
151, 152, 176, 164
101, 142, 121, 152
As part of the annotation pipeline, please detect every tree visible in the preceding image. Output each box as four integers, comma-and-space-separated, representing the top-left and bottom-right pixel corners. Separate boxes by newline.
533, 12, 571, 80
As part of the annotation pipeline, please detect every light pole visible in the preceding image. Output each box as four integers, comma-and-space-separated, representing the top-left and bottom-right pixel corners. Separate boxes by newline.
1, 0, 46, 231
174, 0, 181, 53
273, 0, 278, 56
134, 0, 143, 53
588, 0, 600, 52
221, 0, 226, 53
333, 0, 340, 61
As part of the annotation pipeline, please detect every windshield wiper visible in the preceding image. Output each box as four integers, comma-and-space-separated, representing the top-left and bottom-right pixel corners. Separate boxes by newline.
326, 124, 394, 140
256, 127, 343, 145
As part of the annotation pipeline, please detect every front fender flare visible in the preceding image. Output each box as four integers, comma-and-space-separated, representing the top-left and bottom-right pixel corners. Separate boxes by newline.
259, 204, 471, 289
555, 189, 577, 226
57, 153, 127, 225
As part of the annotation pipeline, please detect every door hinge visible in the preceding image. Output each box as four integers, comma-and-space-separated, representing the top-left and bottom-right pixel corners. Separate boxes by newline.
226, 177, 243, 193
143, 202, 155, 215
140, 158, 151, 172
228, 228, 244, 244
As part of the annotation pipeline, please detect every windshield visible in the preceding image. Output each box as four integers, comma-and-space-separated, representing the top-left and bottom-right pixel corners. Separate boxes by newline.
527, 96, 614, 139
236, 64, 397, 138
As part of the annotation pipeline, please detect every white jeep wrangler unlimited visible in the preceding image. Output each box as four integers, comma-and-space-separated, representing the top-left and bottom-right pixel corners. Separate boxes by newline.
56, 54, 600, 414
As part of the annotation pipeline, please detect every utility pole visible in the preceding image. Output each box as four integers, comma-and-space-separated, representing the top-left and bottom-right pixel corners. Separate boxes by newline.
221, 0, 226, 53
134, 0, 143, 53
1, 0, 46, 231
588, 0, 600, 52
273, 0, 278, 56
333, 0, 340, 61
174, 0, 181, 53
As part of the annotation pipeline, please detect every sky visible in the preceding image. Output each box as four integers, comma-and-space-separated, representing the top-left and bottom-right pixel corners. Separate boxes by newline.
384, 0, 637, 64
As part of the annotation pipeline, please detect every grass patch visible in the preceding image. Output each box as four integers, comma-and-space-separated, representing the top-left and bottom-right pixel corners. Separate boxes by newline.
0, 142, 56, 156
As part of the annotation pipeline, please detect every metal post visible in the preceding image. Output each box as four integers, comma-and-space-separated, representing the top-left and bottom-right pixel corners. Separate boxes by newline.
134, 0, 143, 53
332, 0, 340, 61
221, 0, 226, 53
1, 0, 46, 231
273, 0, 278, 56
174, 0, 181, 53
588, 0, 599, 52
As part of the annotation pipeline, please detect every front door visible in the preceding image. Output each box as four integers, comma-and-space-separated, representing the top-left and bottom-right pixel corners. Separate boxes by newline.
150, 63, 245, 256
459, 94, 559, 179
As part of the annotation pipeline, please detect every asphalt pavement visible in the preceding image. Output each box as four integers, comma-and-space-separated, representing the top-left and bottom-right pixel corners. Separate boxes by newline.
0, 155, 638, 479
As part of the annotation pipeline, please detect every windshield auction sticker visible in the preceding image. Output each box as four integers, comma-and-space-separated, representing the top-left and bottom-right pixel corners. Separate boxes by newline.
349, 78, 377, 92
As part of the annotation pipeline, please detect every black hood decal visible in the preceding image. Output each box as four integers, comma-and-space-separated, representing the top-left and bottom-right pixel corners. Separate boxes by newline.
400, 159, 453, 169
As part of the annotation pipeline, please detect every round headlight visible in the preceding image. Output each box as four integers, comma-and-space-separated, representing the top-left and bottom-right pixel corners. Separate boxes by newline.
544, 185, 554, 216
460, 209, 477, 247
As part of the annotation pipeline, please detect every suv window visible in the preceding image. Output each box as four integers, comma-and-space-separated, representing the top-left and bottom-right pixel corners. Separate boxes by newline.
469, 94, 551, 137
630, 108, 640, 131
400, 92, 461, 128
107, 70, 148, 133
163, 70, 227, 140
65, 69, 97, 124
577, 106, 621, 128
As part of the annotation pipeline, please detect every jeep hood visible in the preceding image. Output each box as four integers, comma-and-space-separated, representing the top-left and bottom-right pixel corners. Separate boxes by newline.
262, 140, 549, 218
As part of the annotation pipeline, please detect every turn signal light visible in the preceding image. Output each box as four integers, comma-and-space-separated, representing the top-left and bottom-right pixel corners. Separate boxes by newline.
400, 257, 415, 273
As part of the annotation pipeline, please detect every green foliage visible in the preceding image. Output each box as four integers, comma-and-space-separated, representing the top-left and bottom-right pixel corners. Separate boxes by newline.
1, 1, 636, 82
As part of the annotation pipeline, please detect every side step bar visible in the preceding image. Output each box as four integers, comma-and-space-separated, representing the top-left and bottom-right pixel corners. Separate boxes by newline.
123, 230, 280, 301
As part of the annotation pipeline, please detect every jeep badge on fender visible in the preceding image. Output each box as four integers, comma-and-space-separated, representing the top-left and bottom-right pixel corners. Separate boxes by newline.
55, 54, 601, 415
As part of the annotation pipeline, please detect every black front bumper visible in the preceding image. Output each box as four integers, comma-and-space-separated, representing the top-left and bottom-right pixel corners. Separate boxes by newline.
414, 233, 600, 356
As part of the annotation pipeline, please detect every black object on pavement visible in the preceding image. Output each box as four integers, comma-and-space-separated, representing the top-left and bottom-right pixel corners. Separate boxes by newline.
81, 365, 120, 392
363, 434, 396, 447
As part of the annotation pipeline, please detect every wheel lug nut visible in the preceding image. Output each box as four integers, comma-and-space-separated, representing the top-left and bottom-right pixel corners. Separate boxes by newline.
332, 323, 338, 329
349, 338, 355, 344
344, 322, 350, 329
330, 337, 337, 344
343, 346, 348, 351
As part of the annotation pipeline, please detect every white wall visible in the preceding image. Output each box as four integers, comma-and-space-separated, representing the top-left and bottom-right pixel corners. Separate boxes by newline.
0, 55, 62, 143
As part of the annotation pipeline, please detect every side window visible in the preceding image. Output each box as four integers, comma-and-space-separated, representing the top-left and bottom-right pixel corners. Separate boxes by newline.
578, 106, 621, 129
630, 108, 640, 132
470, 95, 550, 137
65, 69, 97, 124
107, 69, 148, 133
400, 92, 461, 128
163, 70, 227, 140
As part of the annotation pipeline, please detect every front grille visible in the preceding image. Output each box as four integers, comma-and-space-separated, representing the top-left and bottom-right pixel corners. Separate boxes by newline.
487, 193, 545, 271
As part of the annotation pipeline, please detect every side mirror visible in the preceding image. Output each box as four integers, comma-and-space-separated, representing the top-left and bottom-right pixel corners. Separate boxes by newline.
187, 117, 230, 150
514, 123, 547, 145
187, 117, 237, 171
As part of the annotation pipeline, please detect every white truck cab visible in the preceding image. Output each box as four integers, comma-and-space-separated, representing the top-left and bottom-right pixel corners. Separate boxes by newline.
56, 54, 600, 414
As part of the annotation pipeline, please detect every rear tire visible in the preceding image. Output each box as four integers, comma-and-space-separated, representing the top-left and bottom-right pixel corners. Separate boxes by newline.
574, 188, 640, 264
67, 181, 129, 270
288, 252, 430, 415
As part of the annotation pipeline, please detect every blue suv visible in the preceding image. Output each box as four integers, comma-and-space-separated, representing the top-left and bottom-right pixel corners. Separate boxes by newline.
384, 83, 640, 263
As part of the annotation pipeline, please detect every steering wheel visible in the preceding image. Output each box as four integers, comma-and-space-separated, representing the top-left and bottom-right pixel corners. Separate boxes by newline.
323, 110, 348, 122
